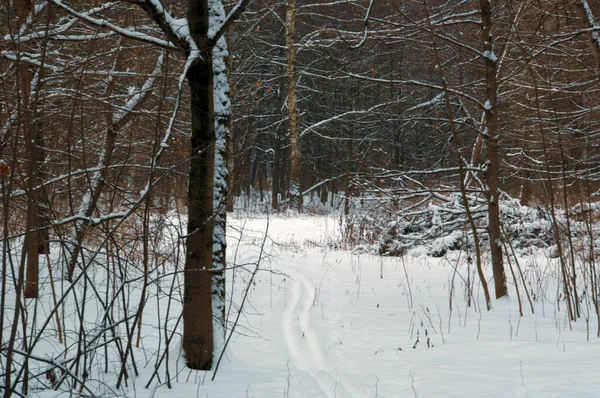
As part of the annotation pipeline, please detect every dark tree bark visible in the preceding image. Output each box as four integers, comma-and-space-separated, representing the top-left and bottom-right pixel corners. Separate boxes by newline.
286, 0, 302, 212
272, 52, 287, 211
480, 0, 507, 299
272, 135, 281, 210
14, 0, 41, 299
184, 0, 216, 370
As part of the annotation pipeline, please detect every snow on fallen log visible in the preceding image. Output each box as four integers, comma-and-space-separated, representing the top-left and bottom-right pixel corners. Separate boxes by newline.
346, 191, 589, 258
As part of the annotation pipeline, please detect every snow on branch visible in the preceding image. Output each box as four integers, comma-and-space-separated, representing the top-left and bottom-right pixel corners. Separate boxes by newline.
0, 51, 63, 72
12, 1, 48, 39
49, 0, 177, 50
4, 163, 182, 200
62, 53, 165, 271
348, 0, 375, 49
140, 0, 198, 55
343, 71, 485, 109
406, 92, 445, 112
208, 0, 250, 45
113, 53, 164, 125
52, 212, 129, 228
581, 0, 600, 52
300, 100, 397, 139
0, 110, 18, 145
279, 175, 346, 207
3, 2, 113, 43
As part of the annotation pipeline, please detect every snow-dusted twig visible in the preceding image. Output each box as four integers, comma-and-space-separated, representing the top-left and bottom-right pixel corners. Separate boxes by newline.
348, 0, 375, 49
49, 0, 177, 50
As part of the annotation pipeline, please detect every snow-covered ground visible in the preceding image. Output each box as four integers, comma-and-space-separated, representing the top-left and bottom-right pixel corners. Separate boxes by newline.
5, 214, 600, 397
164, 215, 600, 398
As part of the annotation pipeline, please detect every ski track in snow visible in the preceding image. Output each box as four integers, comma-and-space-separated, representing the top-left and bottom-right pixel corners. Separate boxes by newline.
283, 265, 366, 398
20, 216, 600, 397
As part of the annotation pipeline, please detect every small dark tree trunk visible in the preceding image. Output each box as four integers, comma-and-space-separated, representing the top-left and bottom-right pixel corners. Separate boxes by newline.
272, 47, 287, 211
480, 0, 507, 299
320, 184, 327, 205
272, 139, 281, 210
258, 164, 265, 202
23, 107, 39, 298
35, 128, 50, 255
344, 138, 353, 216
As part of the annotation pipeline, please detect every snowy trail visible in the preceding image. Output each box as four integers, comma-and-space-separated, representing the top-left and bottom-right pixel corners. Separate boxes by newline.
121, 216, 600, 397
283, 265, 368, 398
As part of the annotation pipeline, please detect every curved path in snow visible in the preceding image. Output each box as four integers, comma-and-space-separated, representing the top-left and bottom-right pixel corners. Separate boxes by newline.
282, 267, 368, 398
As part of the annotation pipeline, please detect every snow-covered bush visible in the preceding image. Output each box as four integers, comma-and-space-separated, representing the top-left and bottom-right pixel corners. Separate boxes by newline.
344, 191, 589, 258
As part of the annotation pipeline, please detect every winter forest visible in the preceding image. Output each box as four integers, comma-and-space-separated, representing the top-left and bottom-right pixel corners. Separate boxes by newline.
3, 0, 600, 396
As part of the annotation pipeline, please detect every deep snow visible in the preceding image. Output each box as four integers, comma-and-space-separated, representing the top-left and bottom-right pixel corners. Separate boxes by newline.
4, 214, 600, 397
160, 215, 600, 397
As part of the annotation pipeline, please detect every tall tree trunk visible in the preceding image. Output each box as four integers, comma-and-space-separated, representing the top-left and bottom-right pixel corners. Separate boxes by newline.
212, 0, 230, 341
17, 0, 50, 257
184, 0, 216, 370
481, 0, 507, 299
24, 124, 39, 299
286, 0, 302, 212
225, 35, 235, 213
344, 134, 353, 216
14, 0, 40, 299
424, 3, 492, 310
35, 126, 49, 255
273, 38, 288, 212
